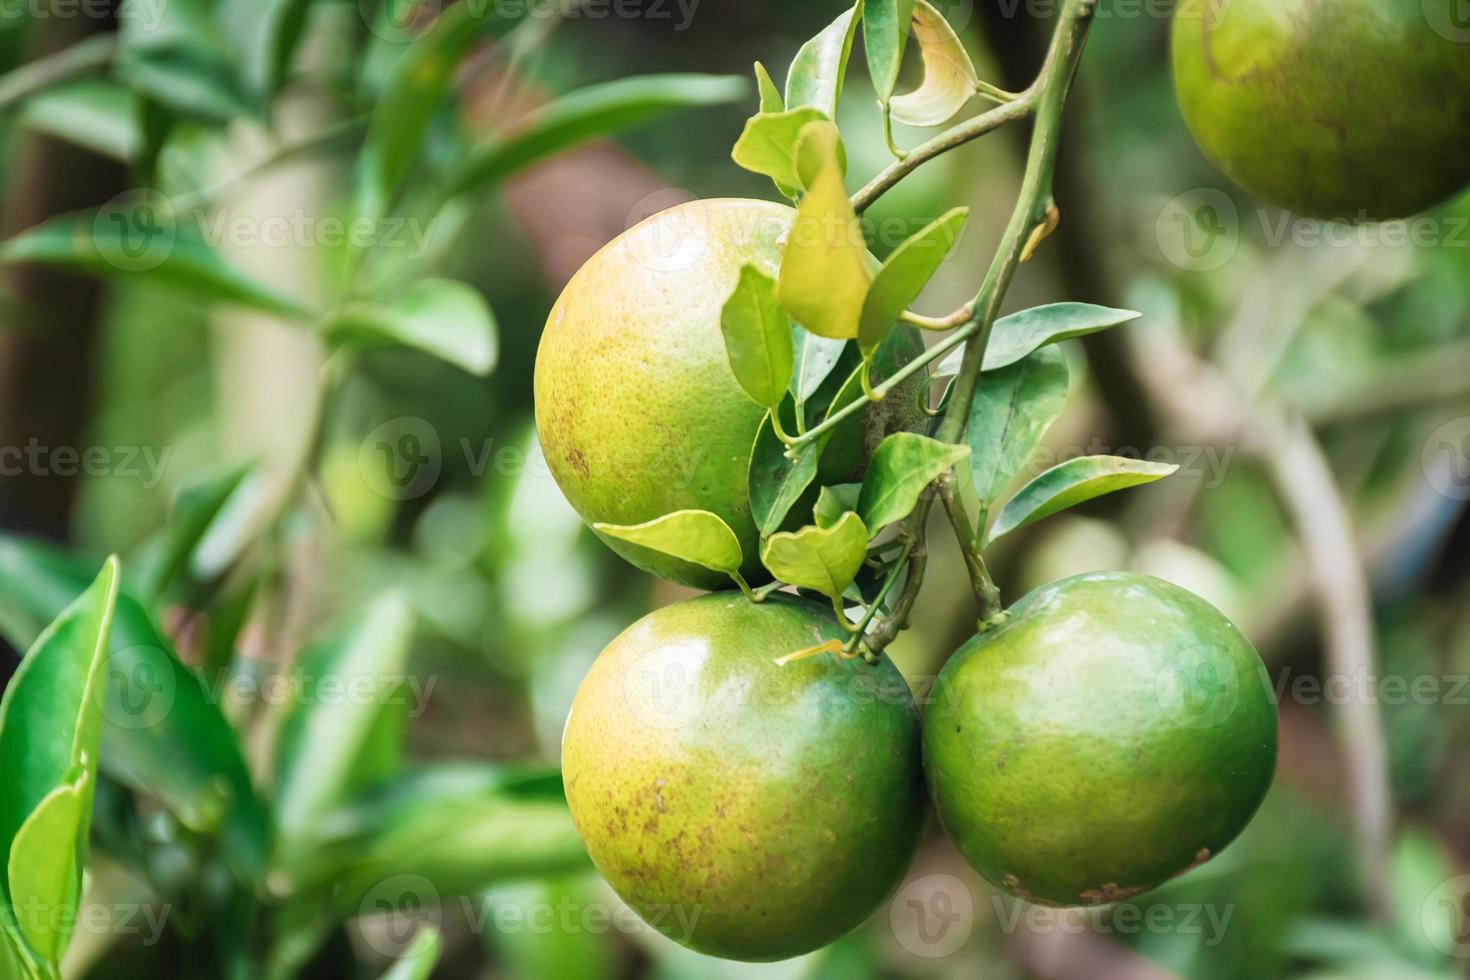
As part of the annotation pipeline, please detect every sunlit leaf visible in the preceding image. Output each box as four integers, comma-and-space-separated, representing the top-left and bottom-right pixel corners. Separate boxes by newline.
863, 0, 918, 101
380, 926, 442, 980
778, 122, 871, 340
321, 278, 498, 376
889, 0, 981, 127
731, 106, 830, 197
814, 484, 862, 529
967, 345, 1070, 506
935, 302, 1143, 376
784, 4, 861, 118
858, 432, 970, 530
858, 206, 969, 354
754, 61, 783, 112
7, 776, 85, 963
720, 265, 793, 409
761, 512, 869, 600
594, 511, 743, 577
986, 456, 1178, 545
450, 74, 747, 198
17, 80, 140, 162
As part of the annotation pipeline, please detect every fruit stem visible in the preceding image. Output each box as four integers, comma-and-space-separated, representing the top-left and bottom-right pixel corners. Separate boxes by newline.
937, 471, 1004, 624
880, 103, 908, 161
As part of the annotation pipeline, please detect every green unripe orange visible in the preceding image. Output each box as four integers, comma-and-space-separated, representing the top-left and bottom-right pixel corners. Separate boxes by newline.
1172, 0, 1470, 220
561, 593, 925, 961
534, 198, 924, 589
923, 571, 1277, 907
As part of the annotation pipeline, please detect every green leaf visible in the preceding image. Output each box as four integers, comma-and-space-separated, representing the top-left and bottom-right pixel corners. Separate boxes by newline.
730, 106, 830, 197
936, 302, 1142, 376
380, 926, 442, 980
967, 345, 1070, 506
889, 0, 981, 127
218, 0, 315, 105
790, 325, 846, 403
778, 122, 871, 340
0, 209, 311, 319
748, 409, 823, 536
274, 593, 417, 842
594, 511, 743, 577
858, 432, 970, 530
785, 4, 861, 118
356, 1, 494, 219
0, 538, 272, 879
322, 278, 497, 376
814, 484, 862, 529
0, 557, 119, 965
858, 206, 968, 353
863, 0, 918, 101
449, 74, 747, 198
7, 776, 86, 964
754, 61, 783, 112
986, 456, 1179, 545
131, 462, 254, 601
761, 512, 869, 600
720, 265, 793, 409
17, 80, 141, 162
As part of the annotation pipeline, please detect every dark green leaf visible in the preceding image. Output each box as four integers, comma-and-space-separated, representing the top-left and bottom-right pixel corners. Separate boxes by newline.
0, 209, 312, 319
274, 593, 416, 841
936, 303, 1143, 375
449, 74, 748, 198
862, 0, 917, 101
117, 49, 251, 124
858, 206, 968, 353
322, 278, 497, 376
986, 455, 1178, 545
784, 4, 860, 118
967, 345, 1069, 506
889, 0, 980, 126
594, 511, 743, 577
858, 432, 970, 530
218, 0, 315, 104
748, 409, 823, 536
0, 557, 118, 965
814, 484, 861, 529
720, 265, 793, 409
730, 106, 829, 197
791, 325, 846, 403
760, 512, 869, 600
0, 538, 272, 879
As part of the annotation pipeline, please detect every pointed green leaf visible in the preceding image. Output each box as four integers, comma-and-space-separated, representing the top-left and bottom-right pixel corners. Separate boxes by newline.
863, 0, 918, 101
0, 538, 271, 880
889, 0, 981, 127
968, 345, 1070, 505
986, 456, 1179, 545
449, 74, 748, 198
791, 325, 847, 403
858, 206, 969, 354
219, 0, 315, 105
380, 926, 442, 980
322, 278, 498, 376
594, 511, 743, 577
814, 484, 862, 529
17, 80, 141, 162
936, 303, 1143, 376
130, 462, 254, 600
784, 5, 861, 118
754, 61, 784, 113
0, 556, 119, 959
274, 593, 416, 841
858, 432, 970, 530
778, 122, 871, 340
748, 409, 823, 536
720, 265, 793, 409
7, 776, 86, 963
731, 106, 830, 197
761, 512, 869, 600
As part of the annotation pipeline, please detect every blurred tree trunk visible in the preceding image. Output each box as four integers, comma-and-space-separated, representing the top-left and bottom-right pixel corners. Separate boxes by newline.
0, 12, 124, 540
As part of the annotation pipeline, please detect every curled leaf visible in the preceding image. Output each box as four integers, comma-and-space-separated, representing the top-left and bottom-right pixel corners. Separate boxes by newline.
889, 0, 981, 127
761, 512, 870, 601
595, 510, 743, 576
731, 106, 830, 197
